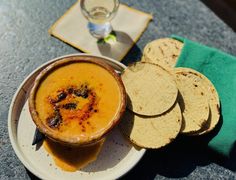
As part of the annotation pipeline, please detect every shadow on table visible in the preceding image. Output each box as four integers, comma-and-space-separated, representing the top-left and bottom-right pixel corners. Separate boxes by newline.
209, 141, 236, 172
97, 31, 142, 65
122, 42, 142, 65
201, 0, 236, 32
120, 136, 211, 179
200, 107, 236, 172
26, 118, 236, 180
121, 114, 236, 179
26, 169, 40, 180
227, 142, 236, 171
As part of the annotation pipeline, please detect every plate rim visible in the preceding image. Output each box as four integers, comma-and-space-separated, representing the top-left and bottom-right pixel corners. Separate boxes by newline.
8, 53, 146, 180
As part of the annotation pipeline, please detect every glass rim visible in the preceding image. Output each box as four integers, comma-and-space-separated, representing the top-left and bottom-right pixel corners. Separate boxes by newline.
80, 0, 120, 17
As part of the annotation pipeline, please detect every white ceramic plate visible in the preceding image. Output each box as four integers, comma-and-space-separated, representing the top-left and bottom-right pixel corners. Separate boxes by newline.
8, 54, 145, 180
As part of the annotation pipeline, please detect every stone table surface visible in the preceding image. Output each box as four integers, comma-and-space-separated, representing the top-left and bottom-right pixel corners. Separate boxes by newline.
0, 0, 236, 179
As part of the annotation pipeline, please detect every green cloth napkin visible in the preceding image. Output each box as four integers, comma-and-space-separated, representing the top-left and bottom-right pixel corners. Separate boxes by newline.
172, 35, 236, 157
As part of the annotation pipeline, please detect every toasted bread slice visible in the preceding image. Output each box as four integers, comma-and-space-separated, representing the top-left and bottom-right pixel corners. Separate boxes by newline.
142, 38, 183, 69
119, 103, 182, 149
175, 68, 220, 135
174, 68, 210, 133
121, 62, 178, 116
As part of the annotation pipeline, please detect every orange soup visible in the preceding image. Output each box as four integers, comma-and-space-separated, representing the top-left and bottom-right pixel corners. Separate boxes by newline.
32, 59, 125, 145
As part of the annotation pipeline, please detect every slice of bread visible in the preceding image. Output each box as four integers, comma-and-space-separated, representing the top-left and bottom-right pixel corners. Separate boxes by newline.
142, 38, 183, 69
121, 62, 178, 116
175, 68, 220, 135
174, 69, 210, 133
119, 103, 182, 149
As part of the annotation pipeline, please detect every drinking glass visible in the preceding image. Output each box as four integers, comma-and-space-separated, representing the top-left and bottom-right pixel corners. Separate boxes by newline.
80, 0, 120, 39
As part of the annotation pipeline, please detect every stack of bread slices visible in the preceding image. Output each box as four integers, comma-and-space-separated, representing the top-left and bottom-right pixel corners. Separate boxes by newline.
119, 38, 220, 149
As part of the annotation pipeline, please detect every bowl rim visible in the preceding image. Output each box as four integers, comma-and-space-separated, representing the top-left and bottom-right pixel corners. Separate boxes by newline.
28, 55, 127, 146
